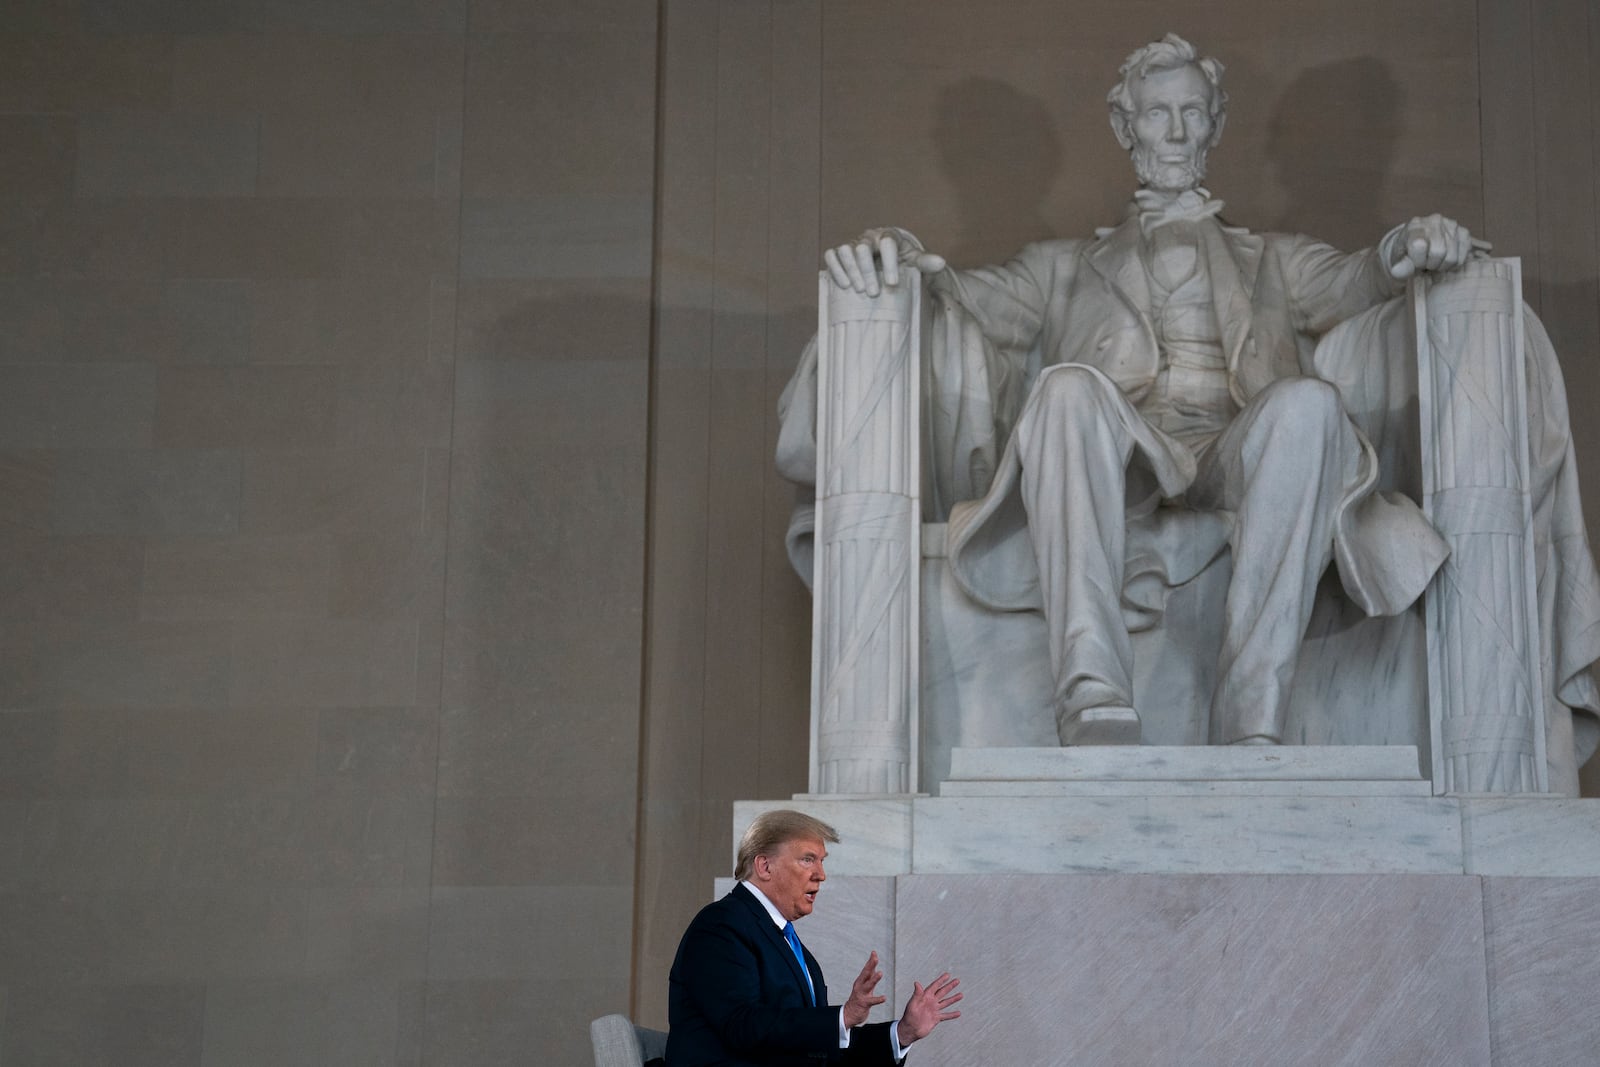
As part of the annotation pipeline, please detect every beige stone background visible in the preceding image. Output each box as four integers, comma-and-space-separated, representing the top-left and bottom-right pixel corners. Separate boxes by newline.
0, 0, 1595, 1063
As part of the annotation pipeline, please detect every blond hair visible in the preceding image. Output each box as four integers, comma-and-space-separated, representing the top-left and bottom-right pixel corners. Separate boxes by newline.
734, 810, 840, 881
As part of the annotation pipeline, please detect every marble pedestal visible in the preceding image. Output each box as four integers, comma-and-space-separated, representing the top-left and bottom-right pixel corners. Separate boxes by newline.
725, 747, 1600, 1065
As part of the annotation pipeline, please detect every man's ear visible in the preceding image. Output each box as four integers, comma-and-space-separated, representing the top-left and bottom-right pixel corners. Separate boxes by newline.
1109, 109, 1135, 151
1209, 108, 1227, 148
752, 853, 769, 880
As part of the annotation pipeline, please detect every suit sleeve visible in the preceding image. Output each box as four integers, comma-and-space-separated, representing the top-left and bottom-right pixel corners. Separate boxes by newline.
674, 908, 844, 1058
842, 1020, 900, 1065
1277, 234, 1404, 336
930, 240, 1062, 350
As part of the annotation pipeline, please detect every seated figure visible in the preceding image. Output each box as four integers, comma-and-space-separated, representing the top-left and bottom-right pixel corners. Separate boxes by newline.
778, 34, 1600, 788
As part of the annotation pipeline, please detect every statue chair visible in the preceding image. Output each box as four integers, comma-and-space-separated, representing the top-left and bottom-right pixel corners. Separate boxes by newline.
781, 258, 1598, 797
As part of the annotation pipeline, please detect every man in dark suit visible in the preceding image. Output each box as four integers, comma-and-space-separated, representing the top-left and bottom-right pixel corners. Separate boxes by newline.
665, 810, 962, 1066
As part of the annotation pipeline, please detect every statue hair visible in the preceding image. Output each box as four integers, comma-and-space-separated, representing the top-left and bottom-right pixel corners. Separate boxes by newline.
734, 810, 840, 881
1107, 33, 1228, 150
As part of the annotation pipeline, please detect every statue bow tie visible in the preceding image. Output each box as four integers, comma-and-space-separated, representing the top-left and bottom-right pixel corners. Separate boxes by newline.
1134, 188, 1225, 232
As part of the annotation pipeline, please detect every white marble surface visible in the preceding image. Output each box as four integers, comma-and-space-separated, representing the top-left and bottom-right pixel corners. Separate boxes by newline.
733, 798, 914, 876
919, 557, 1056, 793
893, 873, 1492, 1067
733, 792, 1600, 878
1414, 260, 1547, 793
1481, 877, 1600, 1067
947, 745, 1426, 781
938, 777, 1433, 796
1462, 798, 1600, 875
911, 795, 1465, 874
810, 275, 922, 794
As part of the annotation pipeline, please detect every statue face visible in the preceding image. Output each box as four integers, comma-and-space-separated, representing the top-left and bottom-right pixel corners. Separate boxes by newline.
1126, 63, 1217, 192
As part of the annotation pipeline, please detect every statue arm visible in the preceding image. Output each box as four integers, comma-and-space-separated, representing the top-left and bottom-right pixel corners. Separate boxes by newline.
931, 241, 1065, 351
1277, 234, 1404, 335
821, 227, 1068, 352
1281, 215, 1479, 335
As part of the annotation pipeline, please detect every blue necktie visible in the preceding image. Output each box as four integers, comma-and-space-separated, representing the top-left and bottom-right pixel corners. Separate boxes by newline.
782, 922, 816, 1005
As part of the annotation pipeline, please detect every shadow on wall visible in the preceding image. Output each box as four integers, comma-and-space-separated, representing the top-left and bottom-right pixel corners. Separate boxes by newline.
1266, 56, 1404, 251
927, 60, 1410, 267
933, 77, 1064, 265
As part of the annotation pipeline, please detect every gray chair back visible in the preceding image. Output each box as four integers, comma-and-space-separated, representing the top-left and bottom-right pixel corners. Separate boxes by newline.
590, 1014, 668, 1067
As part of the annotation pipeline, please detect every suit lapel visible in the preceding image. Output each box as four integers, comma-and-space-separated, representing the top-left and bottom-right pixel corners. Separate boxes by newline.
733, 884, 816, 1004
1085, 218, 1155, 326
1197, 223, 1265, 395
1068, 218, 1161, 390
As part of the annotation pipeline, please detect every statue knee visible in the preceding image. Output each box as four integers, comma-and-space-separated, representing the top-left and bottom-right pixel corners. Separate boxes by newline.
1257, 377, 1345, 431
1241, 378, 1357, 496
1033, 365, 1120, 425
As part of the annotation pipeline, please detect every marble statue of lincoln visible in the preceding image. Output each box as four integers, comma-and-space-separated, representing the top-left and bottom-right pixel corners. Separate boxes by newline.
820, 33, 1479, 747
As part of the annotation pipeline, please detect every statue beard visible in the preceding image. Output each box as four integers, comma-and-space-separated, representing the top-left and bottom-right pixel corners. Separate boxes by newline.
1131, 142, 1210, 193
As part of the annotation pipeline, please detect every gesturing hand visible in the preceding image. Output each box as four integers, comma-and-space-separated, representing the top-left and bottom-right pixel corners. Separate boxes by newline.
895, 972, 963, 1047
842, 950, 887, 1028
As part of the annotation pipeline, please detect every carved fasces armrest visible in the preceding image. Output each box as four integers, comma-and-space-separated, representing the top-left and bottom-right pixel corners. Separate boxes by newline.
1412, 257, 1548, 793
808, 270, 923, 794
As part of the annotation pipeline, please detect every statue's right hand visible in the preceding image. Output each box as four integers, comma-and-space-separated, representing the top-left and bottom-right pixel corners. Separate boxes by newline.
823, 228, 945, 296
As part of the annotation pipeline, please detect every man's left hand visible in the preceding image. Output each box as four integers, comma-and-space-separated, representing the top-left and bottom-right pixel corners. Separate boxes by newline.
894, 972, 963, 1047
1384, 213, 1478, 280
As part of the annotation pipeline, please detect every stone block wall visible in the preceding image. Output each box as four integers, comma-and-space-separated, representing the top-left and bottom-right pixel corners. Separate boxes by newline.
0, 2, 657, 1063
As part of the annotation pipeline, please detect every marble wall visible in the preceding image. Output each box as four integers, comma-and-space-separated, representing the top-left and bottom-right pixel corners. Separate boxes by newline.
0, 2, 656, 1064
705, 868, 1600, 1066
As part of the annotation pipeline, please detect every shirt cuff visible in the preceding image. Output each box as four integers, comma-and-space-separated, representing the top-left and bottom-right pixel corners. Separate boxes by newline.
841, 1011, 909, 1060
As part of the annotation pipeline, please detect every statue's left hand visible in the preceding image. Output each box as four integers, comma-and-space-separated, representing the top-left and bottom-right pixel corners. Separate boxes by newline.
1382, 213, 1478, 280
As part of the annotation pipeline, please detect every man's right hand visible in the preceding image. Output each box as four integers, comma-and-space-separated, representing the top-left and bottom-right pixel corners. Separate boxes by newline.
842, 950, 887, 1028
823, 229, 946, 296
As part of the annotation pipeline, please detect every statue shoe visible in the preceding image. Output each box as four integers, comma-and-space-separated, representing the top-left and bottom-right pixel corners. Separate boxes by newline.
1059, 705, 1141, 746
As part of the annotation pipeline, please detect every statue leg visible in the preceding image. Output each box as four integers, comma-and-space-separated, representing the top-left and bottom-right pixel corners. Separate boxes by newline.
1012, 365, 1146, 745
1189, 377, 1363, 744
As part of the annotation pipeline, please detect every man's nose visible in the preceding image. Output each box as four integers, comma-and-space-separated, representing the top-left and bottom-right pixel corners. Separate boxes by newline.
1166, 110, 1187, 141
816, 862, 826, 882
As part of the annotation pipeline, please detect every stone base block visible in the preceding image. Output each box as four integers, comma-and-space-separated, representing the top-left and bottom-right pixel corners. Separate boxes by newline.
914, 794, 1465, 874
720, 771, 1600, 1064
712, 871, 1600, 1067
733, 750, 1600, 878
899, 873, 1491, 1066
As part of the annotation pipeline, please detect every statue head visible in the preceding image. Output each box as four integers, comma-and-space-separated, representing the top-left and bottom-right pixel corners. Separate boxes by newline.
1107, 33, 1228, 192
